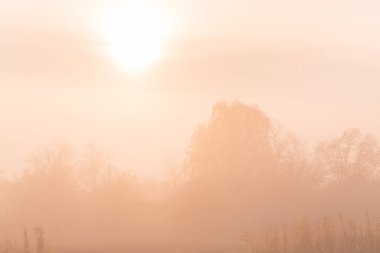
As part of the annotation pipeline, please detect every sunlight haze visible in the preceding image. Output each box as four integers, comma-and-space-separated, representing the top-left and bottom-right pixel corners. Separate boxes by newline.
2, 1, 380, 253
1, 0, 380, 178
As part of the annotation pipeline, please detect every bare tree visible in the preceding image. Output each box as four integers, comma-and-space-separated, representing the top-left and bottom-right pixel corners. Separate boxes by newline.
315, 128, 380, 184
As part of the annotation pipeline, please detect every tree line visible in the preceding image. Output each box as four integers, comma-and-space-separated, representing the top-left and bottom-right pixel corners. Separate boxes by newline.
1, 101, 380, 251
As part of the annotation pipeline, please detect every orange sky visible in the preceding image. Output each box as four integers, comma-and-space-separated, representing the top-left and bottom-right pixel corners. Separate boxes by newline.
1, 0, 380, 178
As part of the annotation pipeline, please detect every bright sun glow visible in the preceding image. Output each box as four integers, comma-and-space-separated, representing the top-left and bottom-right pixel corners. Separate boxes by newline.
99, 1, 174, 73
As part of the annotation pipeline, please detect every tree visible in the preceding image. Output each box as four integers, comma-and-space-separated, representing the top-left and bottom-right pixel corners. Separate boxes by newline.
25, 143, 75, 192
315, 128, 380, 184
78, 144, 111, 192
178, 101, 313, 230
186, 101, 273, 183
185, 101, 311, 186
13, 144, 78, 227
314, 129, 380, 214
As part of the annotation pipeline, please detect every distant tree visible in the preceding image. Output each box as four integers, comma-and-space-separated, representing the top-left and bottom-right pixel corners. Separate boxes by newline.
95, 166, 139, 204
78, 144, 110, 192
185, 101, 311, 185
9, 144, 78, 228
315, 128, 380, 184
14, 144, 140, 241
179, 101, 313, 228
162, 154, 189, 192
25, 143, 75, 192
186, 101, 273, 183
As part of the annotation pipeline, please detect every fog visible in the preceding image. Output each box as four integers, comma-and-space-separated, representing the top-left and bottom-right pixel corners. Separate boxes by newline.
1, 0, 380, 252
1, 101, 380, 252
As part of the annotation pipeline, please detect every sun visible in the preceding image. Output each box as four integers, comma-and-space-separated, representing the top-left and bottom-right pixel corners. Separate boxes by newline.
99, 1, 174, 73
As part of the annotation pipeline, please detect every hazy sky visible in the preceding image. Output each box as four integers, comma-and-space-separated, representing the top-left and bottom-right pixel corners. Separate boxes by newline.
1, 0, 380, 178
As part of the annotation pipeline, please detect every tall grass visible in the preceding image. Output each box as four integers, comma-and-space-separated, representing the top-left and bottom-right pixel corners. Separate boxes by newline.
245, 214, 380, 253
0, 227, 46, 253
22, 227, 30, 253
34, 227, 45, 253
